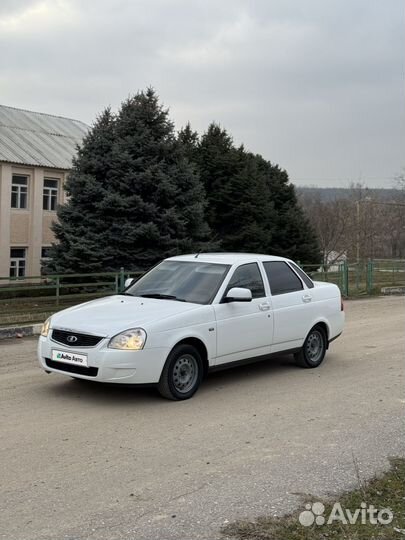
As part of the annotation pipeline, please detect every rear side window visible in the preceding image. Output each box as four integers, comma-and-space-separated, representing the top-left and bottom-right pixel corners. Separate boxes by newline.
263, 261, 303, 295
288, 262, 314, 289
226, 263, 265, 299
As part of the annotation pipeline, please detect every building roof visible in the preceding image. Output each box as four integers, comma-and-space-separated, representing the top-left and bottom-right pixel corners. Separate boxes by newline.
0, 104, 88, 170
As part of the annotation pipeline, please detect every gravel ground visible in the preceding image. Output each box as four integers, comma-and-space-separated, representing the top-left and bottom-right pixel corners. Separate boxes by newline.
0, 296, 404, 540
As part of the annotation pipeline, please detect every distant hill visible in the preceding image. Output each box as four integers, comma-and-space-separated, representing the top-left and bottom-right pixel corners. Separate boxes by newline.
296, 186, 400, 202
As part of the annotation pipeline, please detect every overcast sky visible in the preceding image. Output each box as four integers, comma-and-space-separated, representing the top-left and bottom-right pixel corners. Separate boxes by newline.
0, 0, 404, 187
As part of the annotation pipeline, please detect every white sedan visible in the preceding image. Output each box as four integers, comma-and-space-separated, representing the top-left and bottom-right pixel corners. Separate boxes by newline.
38, 253, 344, 400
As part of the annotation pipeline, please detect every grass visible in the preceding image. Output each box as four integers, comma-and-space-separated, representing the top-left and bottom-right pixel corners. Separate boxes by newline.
222, 458, 405, 540
0, 292, 113, 327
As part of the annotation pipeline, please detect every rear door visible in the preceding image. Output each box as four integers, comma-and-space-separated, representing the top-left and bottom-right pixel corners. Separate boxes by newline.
214, 262, 273, 364
263, 261, 315, 353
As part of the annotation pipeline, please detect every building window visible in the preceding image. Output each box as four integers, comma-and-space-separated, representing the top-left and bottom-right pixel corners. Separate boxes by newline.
41, 247, 52, 259
10, 248, 26, 278
43, 178, 59, 211
41, 247, 52, 275
11, 175, 28, 209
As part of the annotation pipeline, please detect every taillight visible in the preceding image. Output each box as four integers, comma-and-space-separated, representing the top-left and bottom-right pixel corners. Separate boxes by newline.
341, 299, 344, 311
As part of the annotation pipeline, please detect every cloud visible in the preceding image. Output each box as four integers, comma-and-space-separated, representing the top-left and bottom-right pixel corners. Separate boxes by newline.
0, 0, 77, 33
0, 0, 38, 16
0, 0, 403, 187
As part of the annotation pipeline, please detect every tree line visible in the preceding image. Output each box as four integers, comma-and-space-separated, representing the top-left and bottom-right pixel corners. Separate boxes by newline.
47, 88, 320, 273
299, 181, 405, 264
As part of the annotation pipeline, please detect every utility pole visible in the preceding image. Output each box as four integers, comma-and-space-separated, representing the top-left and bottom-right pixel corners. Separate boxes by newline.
356, 200, 360, 264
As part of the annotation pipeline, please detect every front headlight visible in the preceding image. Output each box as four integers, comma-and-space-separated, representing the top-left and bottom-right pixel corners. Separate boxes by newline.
108, 328, 147, 350
40, 317, 52, 337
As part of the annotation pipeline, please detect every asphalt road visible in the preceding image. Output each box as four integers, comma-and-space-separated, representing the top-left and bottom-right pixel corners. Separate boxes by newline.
1, 296, 404, 540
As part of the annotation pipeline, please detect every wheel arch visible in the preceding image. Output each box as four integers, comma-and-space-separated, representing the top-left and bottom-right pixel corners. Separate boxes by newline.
170, 337, 209, 378
310, 320, 330, 348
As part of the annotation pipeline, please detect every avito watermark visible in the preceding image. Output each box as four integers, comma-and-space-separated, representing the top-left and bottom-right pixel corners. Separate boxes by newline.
299, 501, 393, 527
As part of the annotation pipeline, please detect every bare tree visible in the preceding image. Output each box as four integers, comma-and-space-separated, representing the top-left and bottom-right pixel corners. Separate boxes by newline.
299, 182, 405, 262
299, 191, 351, 265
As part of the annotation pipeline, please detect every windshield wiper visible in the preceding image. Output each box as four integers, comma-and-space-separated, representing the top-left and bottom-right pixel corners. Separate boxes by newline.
118, 292, 134, 296
139, 293, 186, 302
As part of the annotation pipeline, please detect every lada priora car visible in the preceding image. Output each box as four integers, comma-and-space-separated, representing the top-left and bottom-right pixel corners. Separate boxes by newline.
38, 253, 344, 400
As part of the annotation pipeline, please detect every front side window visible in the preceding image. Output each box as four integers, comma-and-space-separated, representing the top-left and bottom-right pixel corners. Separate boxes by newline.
126, 261, 230, 304
225, 263, 265, 299
263, 261, 303, 295
10, 248, 26, 278
43, 178, 58, 211
11, 175, 28, 209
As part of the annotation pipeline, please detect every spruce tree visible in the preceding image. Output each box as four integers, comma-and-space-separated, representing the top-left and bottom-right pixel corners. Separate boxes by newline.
177, 123, 200, 164
197, 123, 242, 236
192, 123, 320, 263
219, 151, 275, 253
256, 157, 320, 263
47, 89, 212, 273
46, 108, 116, 273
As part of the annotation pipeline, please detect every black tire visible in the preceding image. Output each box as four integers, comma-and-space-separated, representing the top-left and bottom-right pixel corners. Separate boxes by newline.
158, 344, 203, 400
294, 326, 327, 368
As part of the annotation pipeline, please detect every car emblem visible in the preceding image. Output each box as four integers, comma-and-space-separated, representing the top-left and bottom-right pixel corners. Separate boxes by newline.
67, 335, 78, 343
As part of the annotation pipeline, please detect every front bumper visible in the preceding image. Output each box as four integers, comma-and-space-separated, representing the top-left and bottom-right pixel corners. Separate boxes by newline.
37, 335, 170, 384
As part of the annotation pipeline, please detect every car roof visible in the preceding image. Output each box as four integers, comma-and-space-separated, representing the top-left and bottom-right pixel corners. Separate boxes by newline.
166, 253, 290, 265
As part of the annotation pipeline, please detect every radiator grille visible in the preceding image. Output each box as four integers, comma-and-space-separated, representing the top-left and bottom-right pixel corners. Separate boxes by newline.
52, 329, 103, 347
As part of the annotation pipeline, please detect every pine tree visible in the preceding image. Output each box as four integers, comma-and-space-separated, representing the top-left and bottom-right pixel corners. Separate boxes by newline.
197, 123, 241, 236
46, 108, 116, 273
177, 123, 200, 164
219, 152, 275, 253
192, 123, 320, 263
256, 157, 320, 263
47, 89, 212, 273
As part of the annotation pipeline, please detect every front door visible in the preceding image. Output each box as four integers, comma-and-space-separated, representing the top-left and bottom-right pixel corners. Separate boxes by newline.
214, 263, 273, 364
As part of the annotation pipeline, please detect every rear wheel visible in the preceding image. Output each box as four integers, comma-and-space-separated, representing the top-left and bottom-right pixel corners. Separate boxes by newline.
158, 344, 203, 400
294, 326, 327, 368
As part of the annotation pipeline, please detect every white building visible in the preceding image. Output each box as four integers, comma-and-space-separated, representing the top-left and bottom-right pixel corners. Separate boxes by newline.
0, 105, 87, 278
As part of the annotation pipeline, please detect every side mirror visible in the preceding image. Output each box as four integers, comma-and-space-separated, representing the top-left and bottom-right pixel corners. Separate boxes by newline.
224, 287, 252, 302
124, 278, 135, 288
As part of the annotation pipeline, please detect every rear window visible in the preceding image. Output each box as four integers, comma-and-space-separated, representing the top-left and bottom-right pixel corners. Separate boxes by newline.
288, 262, 314, 289
263, 261, 303, 295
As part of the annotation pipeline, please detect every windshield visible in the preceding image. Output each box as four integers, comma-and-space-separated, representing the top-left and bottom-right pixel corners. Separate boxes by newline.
126, 261, 230, 304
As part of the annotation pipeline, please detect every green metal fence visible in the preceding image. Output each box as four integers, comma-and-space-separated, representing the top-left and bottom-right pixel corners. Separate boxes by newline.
0, 260, 404, 327
302, 259, 405, 297
300, 263, 348, 296
371, 259, 405, 292
0, 268, 142, 327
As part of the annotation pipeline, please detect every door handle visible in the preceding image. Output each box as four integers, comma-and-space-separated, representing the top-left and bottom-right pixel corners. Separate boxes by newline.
259, 302, 271, 311
302, 294, 312, 303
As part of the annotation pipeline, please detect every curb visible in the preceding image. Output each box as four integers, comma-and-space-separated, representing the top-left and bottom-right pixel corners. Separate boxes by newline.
381, 286, 405, 295
0, 323, 42, 340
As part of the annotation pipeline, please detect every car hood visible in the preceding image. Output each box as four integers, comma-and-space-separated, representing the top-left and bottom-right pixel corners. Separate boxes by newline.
50, 295, 201, 337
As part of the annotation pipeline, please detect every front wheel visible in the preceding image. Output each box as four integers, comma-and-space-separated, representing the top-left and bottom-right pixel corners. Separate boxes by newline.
294, 326, 327, 368
158, 344, 203, 400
